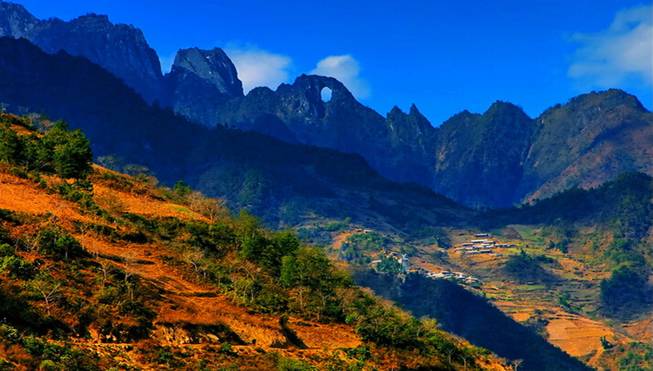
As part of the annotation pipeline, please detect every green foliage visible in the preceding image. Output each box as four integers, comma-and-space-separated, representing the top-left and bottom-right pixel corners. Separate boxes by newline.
376, 255, 403, 274
504, 250, 554, 283
173, 180, 192, 197
235, 212, 300, 274
22, 336, 99, 370
0, 123, 22, 163
616, 342, 653, 371
600, 265, 650, 318
0, 119, 92, 179
35, 227, 86, 260
275, 355, 317, 371
485, 172, 653, 242
323, 217, 351, 232
0, 233, 35, 280
339, 232, 388, 264
0, 254, 35, 279
45, 123, 93, 178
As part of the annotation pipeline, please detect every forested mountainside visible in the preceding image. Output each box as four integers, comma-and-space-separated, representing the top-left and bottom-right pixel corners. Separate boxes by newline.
1, 1, 651, 209
355, 272, 589, 371
330, 172, 653, 370
0, 113, 507, 370
2, 2, 653, 370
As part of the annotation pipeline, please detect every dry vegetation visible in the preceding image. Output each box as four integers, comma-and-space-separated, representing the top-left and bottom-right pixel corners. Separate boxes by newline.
0, 115, 507, 370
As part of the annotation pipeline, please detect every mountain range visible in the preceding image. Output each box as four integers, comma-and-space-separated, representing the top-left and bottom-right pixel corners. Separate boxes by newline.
1, 0, 651, 209
0, 36, 466, 233
1, 2, 653, 369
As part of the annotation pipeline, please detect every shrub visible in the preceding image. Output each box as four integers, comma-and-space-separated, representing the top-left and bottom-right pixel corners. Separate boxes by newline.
173, 180, 192, 197
0, 120, 92, 179
601, 265, 650, 317
41, 122, 92, 179
0, 124, 23, 164
0, 255, 35, 279
35, 227, 86, 260
504, 250, 554, 283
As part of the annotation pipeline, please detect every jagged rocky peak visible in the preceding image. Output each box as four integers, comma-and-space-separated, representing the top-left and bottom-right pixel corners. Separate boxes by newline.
171, 47, 243, 97
0, 2, 163, 103
66, 13, 113, 28
442, 109, 480, 125
484, 100, 531, 121
0, 1, 38, 37
408, 103, 424, 117
564, 88, 647, 113
387, 104, 434, 133
279, 74, 356, 104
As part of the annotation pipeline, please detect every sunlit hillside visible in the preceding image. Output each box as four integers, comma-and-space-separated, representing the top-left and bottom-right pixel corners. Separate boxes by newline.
0, 113, 507, 370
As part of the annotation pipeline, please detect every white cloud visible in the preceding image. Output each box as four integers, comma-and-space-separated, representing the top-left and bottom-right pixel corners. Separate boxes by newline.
224, 46, 292, 93
310, 55, 370, 99
568, 5, 653, 88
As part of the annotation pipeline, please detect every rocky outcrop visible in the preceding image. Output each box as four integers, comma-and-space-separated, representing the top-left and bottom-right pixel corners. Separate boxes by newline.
0, 1, 38, 37
163, 47, 243, 126
2, 3, 651, 209
518, 89, 653, 201
214, 74, 438, 186
0, 3, 163, 103
433, 102, 536, 208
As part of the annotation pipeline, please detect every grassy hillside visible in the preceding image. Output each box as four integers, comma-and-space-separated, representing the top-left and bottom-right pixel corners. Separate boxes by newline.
0, 113, 506, 370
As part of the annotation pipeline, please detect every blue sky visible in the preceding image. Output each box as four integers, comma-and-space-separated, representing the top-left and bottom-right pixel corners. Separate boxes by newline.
19, 0, 653, 125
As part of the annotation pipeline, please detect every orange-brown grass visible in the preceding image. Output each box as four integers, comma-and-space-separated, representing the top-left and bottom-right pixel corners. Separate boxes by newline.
0, 172, 95, 226
546, 312, 620, 364
0, 160, 509, 370
624, 317, 653, 342
75, 232, 362, 351
93, 184, 207, 222
331, 229, 356, 249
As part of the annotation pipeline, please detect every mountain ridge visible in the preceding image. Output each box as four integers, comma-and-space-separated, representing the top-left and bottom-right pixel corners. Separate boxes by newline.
2, 1, 652, 210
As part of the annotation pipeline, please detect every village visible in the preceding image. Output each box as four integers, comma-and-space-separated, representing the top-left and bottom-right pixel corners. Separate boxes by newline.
369, 233, 517, 288
454, 233, 516, 256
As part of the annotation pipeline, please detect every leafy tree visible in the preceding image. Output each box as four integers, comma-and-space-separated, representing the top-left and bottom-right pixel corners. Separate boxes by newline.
0, 124, 22, 163
377, 256, 403, 274
51, 129, 92, 178
173, 180, 192, 197
600, 265, 650, 317
504, 250, 554, 283
35, 227, 86, 260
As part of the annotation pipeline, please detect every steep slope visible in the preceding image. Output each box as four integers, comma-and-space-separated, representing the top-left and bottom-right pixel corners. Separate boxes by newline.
162, 47, 244, 126
0, 37, 466, 231
215, 74, 438, 186
519, 90, 653, 201
0, 114, 507, 370
434, 102, 536, 207
461, 172, 653, 367
4, 2, 651, 210
0, 1, 163, 103
355, 272, 590, 371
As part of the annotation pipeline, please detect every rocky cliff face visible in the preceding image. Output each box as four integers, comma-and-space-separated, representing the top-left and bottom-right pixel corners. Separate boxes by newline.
2, 2, 651, 209
214, 74, 438, 186
518, 89, 653, 202
0, 2, 163, 103
0, 1, 37, 37
163, 47, 243, 126
210, 74, 652, 208
433, 102, 536, 207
